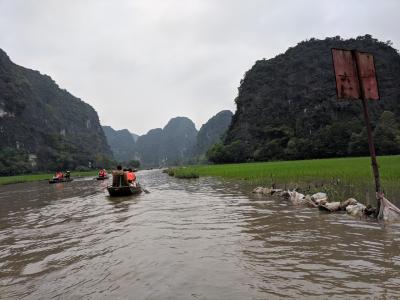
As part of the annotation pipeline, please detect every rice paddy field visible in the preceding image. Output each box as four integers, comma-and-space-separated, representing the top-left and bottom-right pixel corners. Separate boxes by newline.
0, 170, 99, 185
172, 155, 400, 204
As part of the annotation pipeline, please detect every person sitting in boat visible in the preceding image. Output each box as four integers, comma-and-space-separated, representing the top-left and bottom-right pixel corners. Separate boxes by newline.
54, 171, 64, 179
127, 168, 137, 186
65, 171, 71, 179
112, 165, 125, 187
98, 169, 107, 178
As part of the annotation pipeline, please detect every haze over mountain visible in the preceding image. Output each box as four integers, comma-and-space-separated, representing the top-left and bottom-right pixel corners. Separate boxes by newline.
0, 48, 112, 175
196, 110, 233, 157
102, 126, 137, 162
136, 117, 197, 167
208, 35, 400, 163
103, 111, 233, 167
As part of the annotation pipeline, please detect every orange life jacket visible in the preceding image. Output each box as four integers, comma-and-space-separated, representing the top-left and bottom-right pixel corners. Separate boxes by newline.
127, 172, 136, 182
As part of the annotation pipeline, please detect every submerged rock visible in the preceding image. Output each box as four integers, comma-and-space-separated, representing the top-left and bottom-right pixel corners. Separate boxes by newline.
252, 187, 270, 195
346, 203, 366, 217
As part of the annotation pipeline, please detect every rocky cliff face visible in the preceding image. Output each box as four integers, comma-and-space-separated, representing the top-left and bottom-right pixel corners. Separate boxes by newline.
102, 126, 137, 162
196, 110, 233, 156
135, 128, 163, 167
0, 49, 112, 174
159, 117, 198, 165
209, 35, 400, 163
134, 117, 198, 167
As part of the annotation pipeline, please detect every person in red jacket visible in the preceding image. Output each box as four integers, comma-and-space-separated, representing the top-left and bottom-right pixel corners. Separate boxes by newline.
99, 169, 107, 178
127, 168, 136, 185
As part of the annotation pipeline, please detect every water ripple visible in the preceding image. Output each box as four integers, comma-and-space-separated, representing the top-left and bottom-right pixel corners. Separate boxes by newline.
0, 170, 399, 299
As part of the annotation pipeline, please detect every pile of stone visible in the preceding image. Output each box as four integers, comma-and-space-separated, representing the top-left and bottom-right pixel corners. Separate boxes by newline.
252, 186, 400, 221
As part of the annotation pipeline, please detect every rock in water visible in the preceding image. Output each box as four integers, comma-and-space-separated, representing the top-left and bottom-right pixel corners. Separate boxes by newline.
252, 187, 271, 195
311, 192, 328, 205
319, 202, 341, 212
304, 195, 318, 208
378, 197, 400, 222
339, 198, 358, 210
252, 187, 265, 194
288, 191, 306, 205
346, 203, 366, 217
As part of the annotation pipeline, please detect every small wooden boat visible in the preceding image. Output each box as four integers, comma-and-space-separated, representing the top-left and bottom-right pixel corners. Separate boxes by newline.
96, 176, 109, 180
49, 178, 73, 184
107, 184, 142, 197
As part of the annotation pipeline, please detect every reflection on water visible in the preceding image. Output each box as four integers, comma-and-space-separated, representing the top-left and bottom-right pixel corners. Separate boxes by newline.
0, 170, 400, 299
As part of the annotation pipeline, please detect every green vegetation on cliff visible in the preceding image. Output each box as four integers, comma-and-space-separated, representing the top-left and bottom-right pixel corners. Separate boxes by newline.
0, 49, 113, 175
196, 110, 233, 159
208, 35, 400, 163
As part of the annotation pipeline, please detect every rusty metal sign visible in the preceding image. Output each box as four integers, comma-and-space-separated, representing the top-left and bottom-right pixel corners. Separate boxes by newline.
332, 49, 360, 99
332, 48, 379, 100
355, 52, 380, 100
331, 48, 382, 212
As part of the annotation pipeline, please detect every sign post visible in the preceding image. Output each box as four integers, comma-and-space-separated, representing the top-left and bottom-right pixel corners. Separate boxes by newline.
332, 48, 382, 213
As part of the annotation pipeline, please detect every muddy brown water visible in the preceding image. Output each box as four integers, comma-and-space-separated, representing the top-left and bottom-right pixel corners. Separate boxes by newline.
1, 170, 400, 299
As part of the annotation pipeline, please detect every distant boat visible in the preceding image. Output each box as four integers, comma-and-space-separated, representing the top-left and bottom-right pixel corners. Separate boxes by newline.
107, 184, 142, 197
49, 178, 73, 184
96, 176, 109, 180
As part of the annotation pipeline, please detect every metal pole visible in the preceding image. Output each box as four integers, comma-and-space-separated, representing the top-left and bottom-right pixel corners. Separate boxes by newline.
353, 50, 382, 213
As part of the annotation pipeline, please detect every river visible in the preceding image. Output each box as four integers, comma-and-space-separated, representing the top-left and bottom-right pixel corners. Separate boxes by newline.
1, 170, 400, 299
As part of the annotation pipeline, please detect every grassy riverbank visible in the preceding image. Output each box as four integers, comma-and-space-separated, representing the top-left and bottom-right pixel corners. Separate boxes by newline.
0, 170, 99, 185
170, 156, 400, 202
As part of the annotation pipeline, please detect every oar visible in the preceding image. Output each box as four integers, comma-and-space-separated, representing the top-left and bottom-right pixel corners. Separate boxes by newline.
138, 183, 149, 193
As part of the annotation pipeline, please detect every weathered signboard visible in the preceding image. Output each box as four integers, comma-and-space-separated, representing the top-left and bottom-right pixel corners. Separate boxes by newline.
332, 49, 379, 100
332, 48, 382, 213
355, 52, 379, 100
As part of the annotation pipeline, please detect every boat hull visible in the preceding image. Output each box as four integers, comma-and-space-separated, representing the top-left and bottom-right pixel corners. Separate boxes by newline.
96, 176, 109, 180
107, 185, 142, 197
49, 178, 73, 184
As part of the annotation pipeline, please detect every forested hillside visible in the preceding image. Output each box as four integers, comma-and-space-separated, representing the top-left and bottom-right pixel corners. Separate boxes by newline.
208, 35, 400, 163
0, 49, 112, 175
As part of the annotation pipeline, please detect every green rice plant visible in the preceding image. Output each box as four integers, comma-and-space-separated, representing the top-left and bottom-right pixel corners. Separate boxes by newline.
167, 167, 199, 179
180, 155, 400, 201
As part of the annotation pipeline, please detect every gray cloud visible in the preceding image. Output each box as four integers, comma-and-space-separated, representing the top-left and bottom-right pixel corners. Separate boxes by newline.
1, 0, 399, 134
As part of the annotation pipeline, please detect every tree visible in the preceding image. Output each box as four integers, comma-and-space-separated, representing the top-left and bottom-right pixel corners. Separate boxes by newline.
374, 111, 400, 155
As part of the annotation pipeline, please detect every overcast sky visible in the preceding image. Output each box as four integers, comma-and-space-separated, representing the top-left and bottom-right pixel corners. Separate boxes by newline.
0, 0, 399, 135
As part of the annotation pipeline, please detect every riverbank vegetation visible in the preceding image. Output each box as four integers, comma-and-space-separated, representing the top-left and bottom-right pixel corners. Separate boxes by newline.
0, 170, 99, 185
169, 155, 400, 202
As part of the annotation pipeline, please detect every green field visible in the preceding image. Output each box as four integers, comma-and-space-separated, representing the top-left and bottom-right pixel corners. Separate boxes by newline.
172, 156, 400, 203
0, 170, 99, 186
